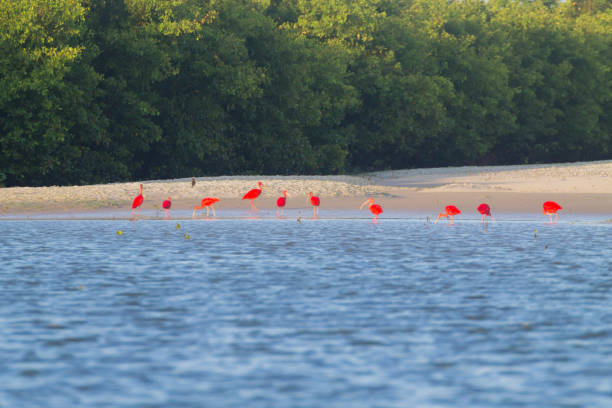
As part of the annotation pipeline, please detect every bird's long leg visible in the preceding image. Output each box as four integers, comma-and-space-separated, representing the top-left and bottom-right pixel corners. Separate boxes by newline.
450, 215, 454, 225
211, 205, 216, 218
434, 213, 446, 224
251, 200, 258, 211
554, 213, 558, 224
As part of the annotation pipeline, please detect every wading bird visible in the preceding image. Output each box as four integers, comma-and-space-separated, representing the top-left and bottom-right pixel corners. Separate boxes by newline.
162, 197, 172, 218
276, 190, 288, 217
543, 201, 562, 223
242, 181, 263, 211
132, 184, 144, 216
360, 198, 383, 222
477, 203, 492, 223
193, 197, 220, 218
308, 192, 320, 218
435, 205, 461, 224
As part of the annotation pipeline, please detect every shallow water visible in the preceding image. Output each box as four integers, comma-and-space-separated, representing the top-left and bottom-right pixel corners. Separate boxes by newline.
1, 218, 611, 407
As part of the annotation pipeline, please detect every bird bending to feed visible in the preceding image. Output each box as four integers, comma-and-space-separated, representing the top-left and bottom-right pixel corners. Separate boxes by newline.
435, 205, 461, 224
242, 181, 263, 211
193, 197, 220, 218
477, 203, 492, 223
543, 201, 562, 223
132, 184, 144, 216
308, 192, 320, 217
360, 198, 383, 222
276, 190, 288, 217
162, 197, 172, 218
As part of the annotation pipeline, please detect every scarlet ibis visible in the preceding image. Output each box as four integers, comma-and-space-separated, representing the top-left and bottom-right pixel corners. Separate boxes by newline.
131, 184, 144, 216
543, 201, 562, 223
242, 181, 263, 211
477, 203, 492, 223
276, 190, 288, 217
193, 197, 220, 218
360, 198, 383, 222
308, 192, 320, 217
162, 197, 171, 218
435, 205, 461, 224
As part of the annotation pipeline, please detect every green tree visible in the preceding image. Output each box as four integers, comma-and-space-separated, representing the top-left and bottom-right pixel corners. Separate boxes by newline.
0, 0, 87, 185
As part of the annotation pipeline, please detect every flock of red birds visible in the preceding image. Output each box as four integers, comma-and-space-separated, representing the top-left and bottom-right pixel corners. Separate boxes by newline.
131, 182, 563, 223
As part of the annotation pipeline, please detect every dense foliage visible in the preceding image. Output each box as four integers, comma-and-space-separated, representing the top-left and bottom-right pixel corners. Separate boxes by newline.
1, 0, 610, 186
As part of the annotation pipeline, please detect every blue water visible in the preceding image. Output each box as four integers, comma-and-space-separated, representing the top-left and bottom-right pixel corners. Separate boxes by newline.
1, 218, 611, 407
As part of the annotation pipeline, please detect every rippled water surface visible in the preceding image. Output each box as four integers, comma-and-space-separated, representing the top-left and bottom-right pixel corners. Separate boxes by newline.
1, 218, 611, 407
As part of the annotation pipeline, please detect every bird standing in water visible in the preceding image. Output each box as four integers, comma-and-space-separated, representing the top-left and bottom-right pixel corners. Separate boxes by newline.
543, 201, 562, 223
360, 198, 383, 222
242, 181, 264, 211
132, 184, 144, 216
276, 190, 288, 217
193, 197, 220, 218
162, 197, 171, 218
435, 205, 461, 224
308, 192, 320, 218
477, 203, 492, 223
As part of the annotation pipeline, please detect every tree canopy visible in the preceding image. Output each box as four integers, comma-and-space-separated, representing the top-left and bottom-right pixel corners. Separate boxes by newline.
1, 0, 610, 186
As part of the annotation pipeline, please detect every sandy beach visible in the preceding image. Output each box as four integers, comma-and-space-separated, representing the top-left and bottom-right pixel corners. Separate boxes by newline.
1, 160, 611, 217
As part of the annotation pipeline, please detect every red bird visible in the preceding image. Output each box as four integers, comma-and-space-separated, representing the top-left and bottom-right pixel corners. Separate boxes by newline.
477, 203, 492, 223
308, 192, 320, 217
435, 205, 461, 224
242, 181, 263, 211
276, 190, 288, 217
543, 201, 562, 223
360, 198, 383, 222
162, 197, 171, 218
131, 184, 144, 216
193, 197, 220, 218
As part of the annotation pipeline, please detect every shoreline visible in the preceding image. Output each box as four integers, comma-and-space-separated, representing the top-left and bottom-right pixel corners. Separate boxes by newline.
1, 160, 611, 217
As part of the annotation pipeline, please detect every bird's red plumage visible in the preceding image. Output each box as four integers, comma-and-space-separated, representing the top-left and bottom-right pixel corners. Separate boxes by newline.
477, 203, 490, 216
132, 194, 143, 209
445, 205, 460, 215
242, 189, 262, 200
543, 201, 562, 212
277, 197, 286, 208
370, 204, 383, 215
162, 200, 171, 210
310, 196, 320, 206
201, 197, 219, 206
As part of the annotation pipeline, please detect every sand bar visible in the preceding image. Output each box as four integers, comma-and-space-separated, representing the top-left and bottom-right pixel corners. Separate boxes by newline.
1, 160, 611, 217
